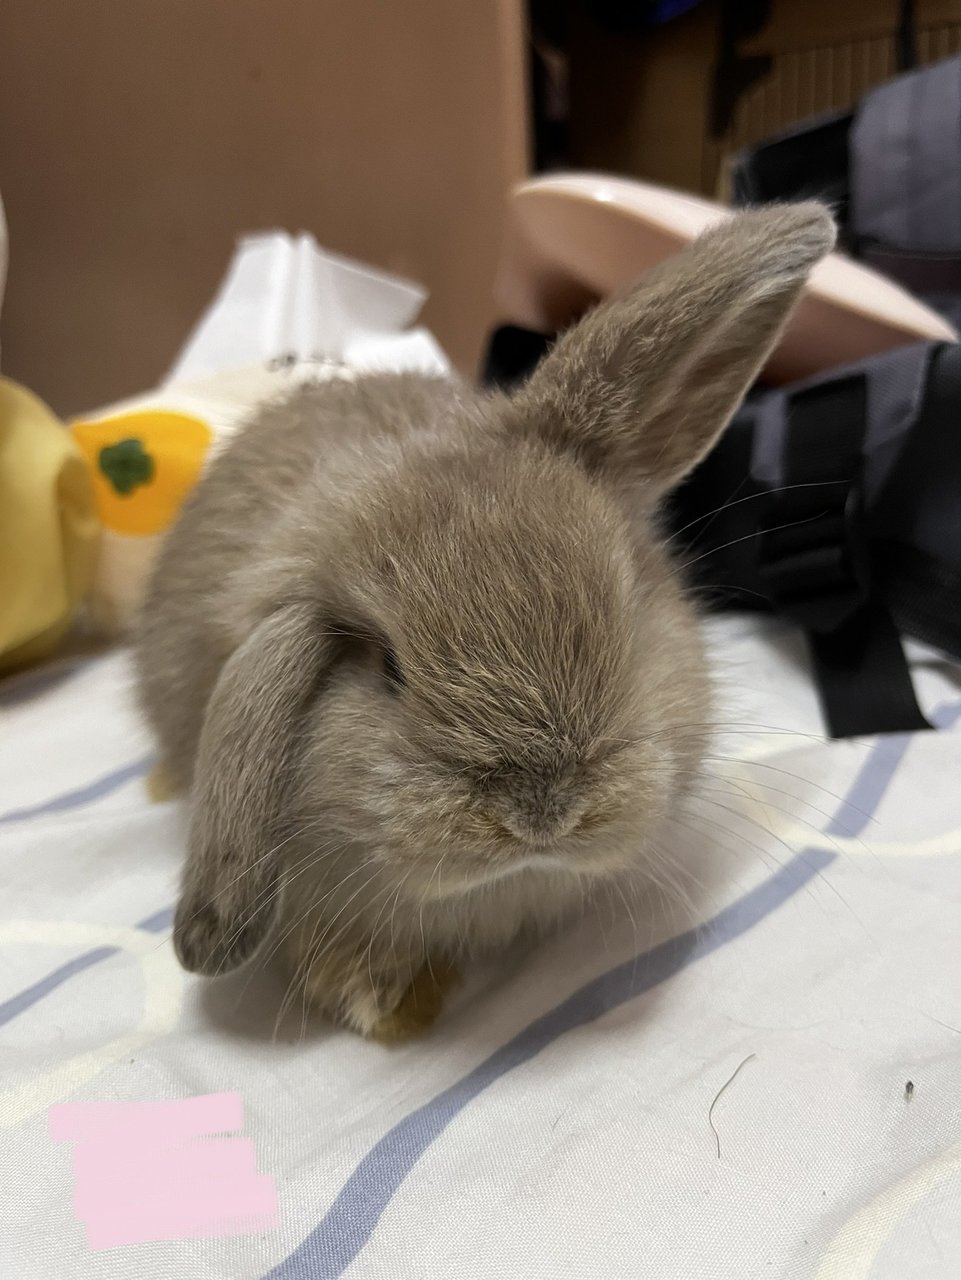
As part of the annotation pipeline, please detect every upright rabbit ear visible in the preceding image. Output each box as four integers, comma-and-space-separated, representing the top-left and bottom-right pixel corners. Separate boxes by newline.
510, 203, 836, 497
173, 603, 333, 976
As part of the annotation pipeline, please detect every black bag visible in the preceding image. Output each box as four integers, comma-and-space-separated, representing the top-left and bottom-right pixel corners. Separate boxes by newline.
665, 341, 961, 738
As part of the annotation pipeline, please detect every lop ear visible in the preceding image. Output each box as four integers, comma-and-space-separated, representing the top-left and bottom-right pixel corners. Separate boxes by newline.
509, 203, 836, 496
174, 602, 333, 976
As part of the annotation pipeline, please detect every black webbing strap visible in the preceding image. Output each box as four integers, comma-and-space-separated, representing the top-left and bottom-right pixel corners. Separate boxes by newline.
874, 342, 961, 660
757, 375, 931, 737
897, 0, 917, 72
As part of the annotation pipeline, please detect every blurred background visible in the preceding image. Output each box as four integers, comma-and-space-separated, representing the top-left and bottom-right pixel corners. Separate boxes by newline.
1, 0, 959, 417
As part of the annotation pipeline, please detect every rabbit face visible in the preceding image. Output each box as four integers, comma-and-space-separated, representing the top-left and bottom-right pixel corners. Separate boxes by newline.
293, 440, 707, 902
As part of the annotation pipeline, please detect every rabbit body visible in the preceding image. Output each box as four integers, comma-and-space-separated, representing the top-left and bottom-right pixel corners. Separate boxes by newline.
136, 205, 836, 1037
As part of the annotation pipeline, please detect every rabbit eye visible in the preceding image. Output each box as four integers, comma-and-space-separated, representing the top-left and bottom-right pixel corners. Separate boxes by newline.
382, 645, 405, 692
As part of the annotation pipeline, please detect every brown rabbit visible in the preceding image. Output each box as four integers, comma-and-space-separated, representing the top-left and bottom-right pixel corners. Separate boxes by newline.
136, 205, 835, 1039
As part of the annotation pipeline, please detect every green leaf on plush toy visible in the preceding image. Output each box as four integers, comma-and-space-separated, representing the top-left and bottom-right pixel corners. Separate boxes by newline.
98, 437, 155, 496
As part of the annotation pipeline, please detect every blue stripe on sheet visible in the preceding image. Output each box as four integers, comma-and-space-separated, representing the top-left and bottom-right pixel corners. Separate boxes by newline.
0, 757, 153, 826
265, 701, 961, 1280
833, 732, 914, 832
0, 947, 120, 1028
138, 907, 175, 933
0, 755, 171, 1026
0, 909, 174, 1029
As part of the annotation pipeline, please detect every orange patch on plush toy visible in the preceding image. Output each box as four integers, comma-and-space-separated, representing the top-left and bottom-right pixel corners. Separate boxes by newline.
71, 410, 213, 537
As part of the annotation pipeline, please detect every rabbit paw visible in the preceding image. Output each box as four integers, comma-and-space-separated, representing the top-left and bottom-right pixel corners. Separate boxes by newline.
303, 951, 458, 1042
146, 761, 180, 803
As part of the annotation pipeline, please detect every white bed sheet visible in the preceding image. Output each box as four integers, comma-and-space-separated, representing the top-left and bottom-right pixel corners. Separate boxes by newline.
2, 620, 960, 1280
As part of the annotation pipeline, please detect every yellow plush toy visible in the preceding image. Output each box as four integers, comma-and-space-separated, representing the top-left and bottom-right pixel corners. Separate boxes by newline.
69, 406, 214, 634
0, 377, 100, 672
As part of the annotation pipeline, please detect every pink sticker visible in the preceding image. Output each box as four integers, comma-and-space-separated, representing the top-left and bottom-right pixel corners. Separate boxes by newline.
49, 1092, 279, 1250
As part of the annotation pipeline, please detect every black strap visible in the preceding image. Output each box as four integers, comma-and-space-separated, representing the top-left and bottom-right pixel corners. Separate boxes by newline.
809, 598, 932, 737
873, 342, 961, 659
709, 0, 773, 139
897, 0, 917, 72
757, 375, 931, 738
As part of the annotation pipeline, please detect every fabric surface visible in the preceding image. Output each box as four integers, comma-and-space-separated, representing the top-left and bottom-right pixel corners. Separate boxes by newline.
2, 619, 960, 1279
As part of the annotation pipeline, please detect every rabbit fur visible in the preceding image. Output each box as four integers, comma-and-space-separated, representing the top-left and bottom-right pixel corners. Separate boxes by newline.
136, 204, 836, 1038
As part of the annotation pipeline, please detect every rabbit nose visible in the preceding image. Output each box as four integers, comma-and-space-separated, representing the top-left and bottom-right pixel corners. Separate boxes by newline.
495, 789, 588, 847
481, 758, 591, 846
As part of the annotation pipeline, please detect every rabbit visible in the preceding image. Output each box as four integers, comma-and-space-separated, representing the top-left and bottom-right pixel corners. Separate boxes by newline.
135, 204, 835, 1040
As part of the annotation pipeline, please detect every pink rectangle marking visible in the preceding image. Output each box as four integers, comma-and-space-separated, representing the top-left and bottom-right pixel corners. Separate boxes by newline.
49, 1091, 244, 1142
49, 1093, 279, 1250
